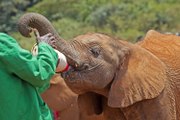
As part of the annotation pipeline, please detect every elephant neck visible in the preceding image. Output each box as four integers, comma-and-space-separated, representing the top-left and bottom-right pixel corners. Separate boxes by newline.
93, 85, 110, 98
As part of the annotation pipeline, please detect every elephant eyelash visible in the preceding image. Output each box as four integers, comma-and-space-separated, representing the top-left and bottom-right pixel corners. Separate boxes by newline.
89, 47, 100, 58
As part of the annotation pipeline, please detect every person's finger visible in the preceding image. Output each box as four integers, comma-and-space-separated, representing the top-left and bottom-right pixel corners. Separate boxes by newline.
41, 33, 52, 39
49, 41, 54, 45
49, 40, 56, 46
47, 33, 53, 37
51, 40, 56, 43
49, 36, 55, 41
52, 45, 57, 49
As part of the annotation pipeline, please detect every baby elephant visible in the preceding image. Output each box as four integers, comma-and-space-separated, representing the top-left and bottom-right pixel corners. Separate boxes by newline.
19, 13, 180, 120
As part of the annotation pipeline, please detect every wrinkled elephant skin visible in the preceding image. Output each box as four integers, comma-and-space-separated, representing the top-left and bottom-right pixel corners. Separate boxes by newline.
60, 31, 180, 120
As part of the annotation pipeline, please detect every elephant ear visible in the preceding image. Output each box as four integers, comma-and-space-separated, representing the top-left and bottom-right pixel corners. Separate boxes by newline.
108, 44, 167, 108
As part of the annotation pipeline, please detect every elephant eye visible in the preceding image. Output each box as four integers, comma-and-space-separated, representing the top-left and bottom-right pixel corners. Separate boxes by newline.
90, 46, 100, 58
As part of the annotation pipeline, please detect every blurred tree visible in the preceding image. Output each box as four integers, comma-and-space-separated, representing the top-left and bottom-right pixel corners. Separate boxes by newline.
0, 0, 179, 49
0, 0, 41, 33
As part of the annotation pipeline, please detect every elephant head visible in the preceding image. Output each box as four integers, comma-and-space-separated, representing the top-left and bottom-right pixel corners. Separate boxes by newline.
18, 13, 167, 109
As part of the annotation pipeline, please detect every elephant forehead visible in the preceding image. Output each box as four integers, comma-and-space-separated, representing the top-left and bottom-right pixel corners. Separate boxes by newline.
74, 33, 111, 44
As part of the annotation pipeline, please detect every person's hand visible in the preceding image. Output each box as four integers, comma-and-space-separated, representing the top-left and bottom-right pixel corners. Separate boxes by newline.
33, 29, 57, 48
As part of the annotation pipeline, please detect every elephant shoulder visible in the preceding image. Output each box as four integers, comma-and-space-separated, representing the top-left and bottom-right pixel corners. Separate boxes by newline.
137, 30, 180, 71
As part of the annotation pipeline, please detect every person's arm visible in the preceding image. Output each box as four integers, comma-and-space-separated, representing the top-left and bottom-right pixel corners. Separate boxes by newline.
0, 33, 58, 87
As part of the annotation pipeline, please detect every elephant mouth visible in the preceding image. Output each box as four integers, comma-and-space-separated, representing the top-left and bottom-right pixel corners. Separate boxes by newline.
61, 64, 85, 93
61, 63, 95, 94
61, 66, 78, 81
61, 56, 99, 81
61, 56, 84, 81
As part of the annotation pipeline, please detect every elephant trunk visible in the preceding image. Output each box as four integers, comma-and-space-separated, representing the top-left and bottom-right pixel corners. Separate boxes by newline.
18, 13, 59, 38
18, 13, 80, 67
18, 13, 69, 49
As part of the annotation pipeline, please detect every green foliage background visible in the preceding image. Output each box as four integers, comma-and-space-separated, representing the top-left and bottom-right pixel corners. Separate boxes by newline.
0, 0, 179, 50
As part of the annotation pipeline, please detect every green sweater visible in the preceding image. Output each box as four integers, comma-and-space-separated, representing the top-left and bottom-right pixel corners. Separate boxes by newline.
0, 33, 58, 120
